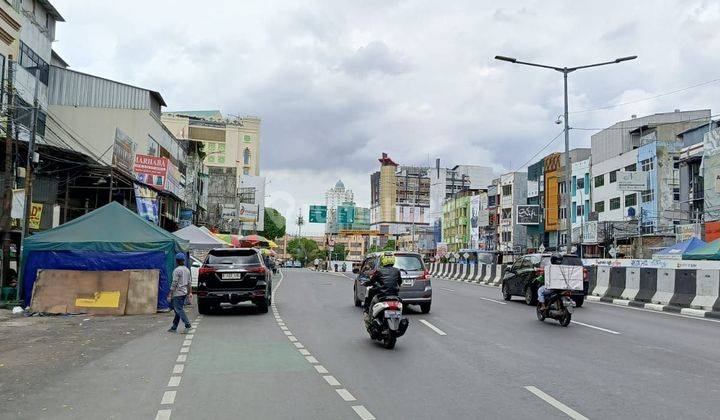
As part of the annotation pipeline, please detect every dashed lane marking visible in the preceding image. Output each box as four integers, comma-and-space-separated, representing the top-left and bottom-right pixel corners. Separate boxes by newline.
293, 342, 304, 348
478, 296, 508, 305
167, 376, 181, 387
336, 388, 357, 401
283, 330, 293, 336
419, 319, 447, 336
314, 365, 329, 374
305, 355, 319, 363
176, 354, 186, 363
161, 390, 176, 405
352, 405, 376, 420
172, 364, 184, 374
182, 339, 192, 346
525, 386, 588, 420
323, 375, 341, 386
155, 409, 172, 420
571, 321, 621, 335
288, 336, 298, 342
299, 348, 311, 356
440, 287, 455, 292
180, 347, 190, 353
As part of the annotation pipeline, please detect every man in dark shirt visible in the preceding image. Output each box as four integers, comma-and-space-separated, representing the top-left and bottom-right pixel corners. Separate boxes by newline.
363, 254, 402, 313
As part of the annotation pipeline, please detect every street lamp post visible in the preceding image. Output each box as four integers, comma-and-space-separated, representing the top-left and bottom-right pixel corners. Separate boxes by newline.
495, 54, 637, 252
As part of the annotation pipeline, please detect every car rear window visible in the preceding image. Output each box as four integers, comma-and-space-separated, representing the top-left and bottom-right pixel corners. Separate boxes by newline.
206, 250, 261, 265
540, 256, 583, 266
394, 255, 424, 271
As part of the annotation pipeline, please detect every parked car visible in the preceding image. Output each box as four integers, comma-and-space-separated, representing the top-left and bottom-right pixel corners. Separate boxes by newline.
190, 255, 203, 288
196, 248, 272, 314
352, 252, 432, 313
501, 254, 587, 306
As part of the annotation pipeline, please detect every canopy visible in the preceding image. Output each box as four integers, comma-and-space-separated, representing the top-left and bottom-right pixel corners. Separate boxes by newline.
240, 234, 270, 248
20, 202, 188, 309
267, 240, 279, 249
174, 225, 228, 250
683, 238, 720, 260
653, 237, 706, 260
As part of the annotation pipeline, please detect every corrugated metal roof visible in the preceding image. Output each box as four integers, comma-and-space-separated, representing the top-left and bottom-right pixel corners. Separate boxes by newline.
48, 66, 166, 109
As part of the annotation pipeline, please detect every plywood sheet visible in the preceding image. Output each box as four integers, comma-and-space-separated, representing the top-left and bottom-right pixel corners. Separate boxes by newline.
125, 269, 159, 315
30, 270, 130, 315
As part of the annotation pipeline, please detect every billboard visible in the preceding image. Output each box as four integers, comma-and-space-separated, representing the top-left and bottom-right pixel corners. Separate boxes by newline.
309, 205, 327, 223
238, 203, 260, 223
469, 195, 480, 248
134, 154, 167, 189
516, 205, 540, 225
617, 171, 648, 191
676, 223, 702, 242
134, 184, 159, 224
112, 128, 136, 174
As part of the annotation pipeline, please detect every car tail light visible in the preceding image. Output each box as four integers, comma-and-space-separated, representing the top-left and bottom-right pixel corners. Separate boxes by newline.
535, 267, 545, 277
199, 266, 216, 275
420, 270, 430, 280
583, 268, 589, 281
247, 266, 267, 274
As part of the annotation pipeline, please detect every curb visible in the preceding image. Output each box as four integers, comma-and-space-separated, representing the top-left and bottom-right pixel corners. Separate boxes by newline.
585, 295, 720, 320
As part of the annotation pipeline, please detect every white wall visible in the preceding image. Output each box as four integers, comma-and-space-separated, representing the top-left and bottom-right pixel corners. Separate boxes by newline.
592, 149, 639, 222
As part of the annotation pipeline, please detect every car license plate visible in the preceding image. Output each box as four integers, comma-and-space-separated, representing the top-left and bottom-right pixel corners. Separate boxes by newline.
402, 279, 414, 287
384, 310, 401, 319
222, 273, 243, 280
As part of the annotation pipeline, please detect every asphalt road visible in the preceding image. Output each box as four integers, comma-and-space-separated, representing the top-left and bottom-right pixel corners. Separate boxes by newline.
4, 268, 719, 419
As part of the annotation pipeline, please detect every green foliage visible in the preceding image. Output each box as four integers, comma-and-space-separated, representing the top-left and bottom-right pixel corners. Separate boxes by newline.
382, 239, 396, 251
330, 243, 349, 260
287, 237, 321, 265
262, 207, 286, 240
368, 244, 381, 253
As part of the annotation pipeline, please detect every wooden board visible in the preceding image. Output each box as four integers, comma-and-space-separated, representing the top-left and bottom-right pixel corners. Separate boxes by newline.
30, 270, 130, 315
124, 269, 159, 315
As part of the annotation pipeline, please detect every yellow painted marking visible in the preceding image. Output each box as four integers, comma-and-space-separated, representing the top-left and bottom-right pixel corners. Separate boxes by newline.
75, 291, 121, 308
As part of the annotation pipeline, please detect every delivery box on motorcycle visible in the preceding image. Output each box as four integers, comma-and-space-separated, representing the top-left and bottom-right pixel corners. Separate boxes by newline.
544, 265, 584, 291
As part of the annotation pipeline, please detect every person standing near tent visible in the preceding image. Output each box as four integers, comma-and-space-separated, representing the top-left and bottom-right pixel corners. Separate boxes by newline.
168, 253, 192, 333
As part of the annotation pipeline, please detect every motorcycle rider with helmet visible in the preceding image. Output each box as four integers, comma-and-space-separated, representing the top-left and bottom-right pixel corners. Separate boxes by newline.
363, 253, 402, 318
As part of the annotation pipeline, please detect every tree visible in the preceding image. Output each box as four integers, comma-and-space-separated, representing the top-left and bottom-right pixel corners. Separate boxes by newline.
330, 243, 349, 260
287, 237, 321, 266
262, 207, 286, 240
368, 244, 381, 253
382, 239, 396, 251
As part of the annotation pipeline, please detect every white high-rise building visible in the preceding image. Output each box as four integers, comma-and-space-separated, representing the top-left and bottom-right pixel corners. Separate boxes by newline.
325, 180, 354, 233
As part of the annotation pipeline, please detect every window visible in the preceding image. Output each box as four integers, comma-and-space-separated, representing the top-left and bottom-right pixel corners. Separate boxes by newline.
641, 189, 654, 203
238, 187, 256, 204
501, 231, 512, 242
243, 148, 251, 165
576, 177, 584, 191
19, 42, 49, 85
640, 158, 654, 172
610, 197, 621, 210
502, 185, 512, 196
559, 207, 567, 220
243, 167, 249, 175
576, 204, 584, 217
594, 174, 604, 187
595, 201, 605, 213
673, 187, 680, 202
609, 170, 618, 183
625, 164, 637, 172
15, 97, 46, 136
625, 193, 637, 207
559, 181, 566, 194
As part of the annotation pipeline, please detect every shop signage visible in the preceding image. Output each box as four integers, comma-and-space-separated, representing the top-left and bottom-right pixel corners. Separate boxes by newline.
113, 128, 136, 175
617, 171, 648, 191
238, 203, 259, 223
134, 154, 168, 189
516, 205, 540, 225
134, 184, 159, 224
29, 202, 43, 229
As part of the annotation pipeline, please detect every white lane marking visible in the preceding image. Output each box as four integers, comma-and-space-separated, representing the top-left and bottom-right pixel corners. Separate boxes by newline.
176, 354, 186, 363
283, 330, 293, 336
185, 334, 194, 339
352, 405, 376, 420
314, 365, 329, 374
188, 329, 196, 334
275, 318, 283, 323
571, 321, 621, 335
167, 376, 181, 387
288, 336, 298, 342
298, 349, 311, 356
182, 339, 192, 346
525, 386, 588, 420
278, 322, 286, 326
336, 388, 356, 401
293, 342, 304, 348
440, 287, 455, 292
478, 296, 508, 305
587, 299, 720, 323
272, 269, 284, 298
323, 375, 341, 386
280, 326, 289, 331
180, 347, 190, 353
155, 409, 172, 420
305, 356, 319, 363
172, 364, 184, 374
419, 319, 447, 336
161, 390, 177, 405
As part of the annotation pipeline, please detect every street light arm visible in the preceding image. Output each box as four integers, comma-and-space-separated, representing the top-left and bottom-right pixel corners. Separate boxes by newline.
567, 56, 638, 71
495, 55, 563, 71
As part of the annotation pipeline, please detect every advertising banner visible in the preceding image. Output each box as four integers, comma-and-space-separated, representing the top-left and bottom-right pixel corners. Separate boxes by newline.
113, 128, 136, 174
164, 161, 183, 198
29, 203, 43, 229
469, 195, 480, 248
676, 223, 702, 242
134, 154, 168, 190
617, 171, 648, 191
238, 203, 259, 223
134, 184, 159, 224
516, 205, 540, 225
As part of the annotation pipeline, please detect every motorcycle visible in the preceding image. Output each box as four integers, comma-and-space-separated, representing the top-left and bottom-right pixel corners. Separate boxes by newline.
536, 290, 575, 327
362, 285, 409, 349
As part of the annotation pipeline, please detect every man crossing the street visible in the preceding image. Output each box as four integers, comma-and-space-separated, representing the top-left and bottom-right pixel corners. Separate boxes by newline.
168, 252, 193, 333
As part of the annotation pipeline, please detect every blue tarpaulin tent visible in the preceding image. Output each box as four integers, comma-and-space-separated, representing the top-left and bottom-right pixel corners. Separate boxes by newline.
20, 202, 188, 309
653, 237, 706, 260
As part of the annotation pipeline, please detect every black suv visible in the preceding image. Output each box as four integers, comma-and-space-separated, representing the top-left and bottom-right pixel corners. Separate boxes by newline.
196, 248, 272, 314
501, 254, 587, 307
353, 252, 432, 313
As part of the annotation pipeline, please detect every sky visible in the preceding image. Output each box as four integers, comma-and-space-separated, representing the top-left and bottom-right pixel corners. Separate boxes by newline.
53, 0, 720, 235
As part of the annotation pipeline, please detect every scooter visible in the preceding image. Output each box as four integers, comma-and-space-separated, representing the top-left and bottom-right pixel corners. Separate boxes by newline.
536, 290, 575, 327
362, 285, 409, 349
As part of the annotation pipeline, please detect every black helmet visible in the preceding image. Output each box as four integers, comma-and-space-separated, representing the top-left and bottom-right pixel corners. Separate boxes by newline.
550, 253, 563, 265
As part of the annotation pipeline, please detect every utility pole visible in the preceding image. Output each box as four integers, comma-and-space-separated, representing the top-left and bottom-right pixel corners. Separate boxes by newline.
637, 208, 643, 259
1, 58, 15, 288
20, 67, 41, 241
296, 208, 304, 237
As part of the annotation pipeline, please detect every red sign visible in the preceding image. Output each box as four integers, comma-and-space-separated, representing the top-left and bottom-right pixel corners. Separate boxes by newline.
705, 221, 720, 242
134, 154, 168, 189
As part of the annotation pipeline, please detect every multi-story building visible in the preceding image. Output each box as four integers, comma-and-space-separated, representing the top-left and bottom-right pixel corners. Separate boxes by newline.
162, 111, 261, 232
498, 172, 527, 252
325, 180, 354, 234
0, 1, 21, 83
370, 153, 430, 240
570, 158, 591, 245
441, 192, 471, 253
526, 158, 544, 249
677, 122, 718, 226
483, 182, 499, 250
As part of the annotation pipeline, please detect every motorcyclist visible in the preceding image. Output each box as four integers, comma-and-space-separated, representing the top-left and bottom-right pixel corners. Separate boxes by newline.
363, 253, 402, 314
537, 253, 563, 310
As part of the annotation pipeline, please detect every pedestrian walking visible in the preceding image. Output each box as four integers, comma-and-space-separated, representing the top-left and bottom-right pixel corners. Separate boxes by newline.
168, 252, 193, 333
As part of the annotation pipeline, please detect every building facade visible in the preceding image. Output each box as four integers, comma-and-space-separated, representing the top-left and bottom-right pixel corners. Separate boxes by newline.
498, 172, 527, 252
325, 179, 354, 234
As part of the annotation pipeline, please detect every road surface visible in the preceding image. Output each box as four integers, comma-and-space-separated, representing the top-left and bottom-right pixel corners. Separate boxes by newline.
4, 268, 719, 419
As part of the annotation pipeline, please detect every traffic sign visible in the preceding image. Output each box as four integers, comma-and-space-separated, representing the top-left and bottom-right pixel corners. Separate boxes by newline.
337, 206, 355, 224
309, 205, 327, 223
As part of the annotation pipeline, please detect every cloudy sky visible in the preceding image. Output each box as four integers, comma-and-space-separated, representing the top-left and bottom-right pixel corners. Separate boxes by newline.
53, 0, 720, 234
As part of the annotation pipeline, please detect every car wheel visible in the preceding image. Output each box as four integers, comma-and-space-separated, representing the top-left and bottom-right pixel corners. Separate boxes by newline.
257, 297, 270, 313
419, 302, 431, 314
524, 286, 536, 306
573, 296, 584, 308
354, 286, 361, 307
502, 283, 512, 301
198, 300, 210, 315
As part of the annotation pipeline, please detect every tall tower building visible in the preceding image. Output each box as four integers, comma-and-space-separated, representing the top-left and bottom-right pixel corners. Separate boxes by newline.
325, 180, 354, 234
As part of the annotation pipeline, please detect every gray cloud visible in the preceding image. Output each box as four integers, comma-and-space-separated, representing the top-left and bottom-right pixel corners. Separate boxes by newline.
340, 41, 411, 77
